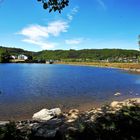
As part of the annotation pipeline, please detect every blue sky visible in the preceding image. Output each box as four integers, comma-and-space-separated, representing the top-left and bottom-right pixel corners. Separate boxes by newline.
0, 0, 140, 51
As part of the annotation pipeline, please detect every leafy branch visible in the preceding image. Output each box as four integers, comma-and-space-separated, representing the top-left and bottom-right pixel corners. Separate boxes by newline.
37, 0, 69, 13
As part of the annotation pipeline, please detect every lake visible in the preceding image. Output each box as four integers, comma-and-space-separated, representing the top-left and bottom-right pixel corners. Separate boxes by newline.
0, 64, 140, 120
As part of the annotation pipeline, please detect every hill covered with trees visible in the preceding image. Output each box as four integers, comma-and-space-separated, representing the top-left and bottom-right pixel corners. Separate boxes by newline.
34, 49, 140, 62
0, 46, 33, 57
0, 46, 140, 63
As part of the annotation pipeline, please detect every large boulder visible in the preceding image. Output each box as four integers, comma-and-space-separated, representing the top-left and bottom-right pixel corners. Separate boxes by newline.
31, 119, 63, 139
32, 108, 61, 121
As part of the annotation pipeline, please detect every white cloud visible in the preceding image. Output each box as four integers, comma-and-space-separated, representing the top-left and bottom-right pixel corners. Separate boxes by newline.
96, 0, 106, 10
19, 24, 49, 40
67, 7, 79, 21
18, 20, 69, 49
18, 7, 79, 50
22, 39, 57, 50
65, 38, 83, 45
47, 21, 69, 36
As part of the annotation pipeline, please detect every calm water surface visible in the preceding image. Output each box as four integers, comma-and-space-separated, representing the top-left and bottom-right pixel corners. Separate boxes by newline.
0, 64, 140, 120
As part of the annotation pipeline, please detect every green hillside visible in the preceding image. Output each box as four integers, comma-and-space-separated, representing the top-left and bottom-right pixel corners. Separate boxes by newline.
0, 46, 34, 63
34, 49, 140, 62
0, 46, 140, 63
0, 46, 34, 56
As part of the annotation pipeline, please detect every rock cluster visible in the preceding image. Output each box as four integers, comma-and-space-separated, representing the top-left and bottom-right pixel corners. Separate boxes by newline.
0, 98, 139, 140
87, 98, 140, 121
65, 109, 79, 123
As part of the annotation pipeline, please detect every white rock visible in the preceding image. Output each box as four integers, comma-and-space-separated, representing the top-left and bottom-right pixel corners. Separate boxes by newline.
128, 98, 140, 104
67, 119, 75, 123
0, 121, 9, 126
32, 108, 52, 121
50, 108, 61, 116
32, 108, 61, 121
114, 92, 121, 96
110, 101, 119, 108
68, 109, 79, 115
66, 109, 79, 123
122, 98, 140, 107
110, 98, 140, 109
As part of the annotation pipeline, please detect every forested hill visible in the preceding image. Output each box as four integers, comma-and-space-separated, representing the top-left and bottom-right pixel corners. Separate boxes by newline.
34, 49, 140, 61
0, 46, 34, 56
0, 46, 140, 62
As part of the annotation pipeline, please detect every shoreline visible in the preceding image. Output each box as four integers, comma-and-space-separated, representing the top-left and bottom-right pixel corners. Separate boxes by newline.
1, 62, 140, 73
0, 96, 137, 121
0, 97, 139, 122
0, 98, 139, 140
0, 100, 105, 121
55, 61, 140, 73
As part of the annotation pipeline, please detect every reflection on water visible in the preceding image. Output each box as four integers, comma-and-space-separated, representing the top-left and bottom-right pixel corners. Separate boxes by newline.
0, 64, 140, 120
135, 79, 140, 84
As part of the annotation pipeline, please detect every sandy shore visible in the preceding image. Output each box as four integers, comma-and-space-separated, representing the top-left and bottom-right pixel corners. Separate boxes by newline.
0, 96, 132, 121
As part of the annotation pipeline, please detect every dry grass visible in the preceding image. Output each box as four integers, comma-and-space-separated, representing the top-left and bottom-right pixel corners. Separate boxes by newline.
56, 62, 140, 70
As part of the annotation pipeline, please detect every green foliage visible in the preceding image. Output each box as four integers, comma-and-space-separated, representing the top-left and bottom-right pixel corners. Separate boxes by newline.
65, 105, 140, 140
0, 49, 11, 63
37, 0, 69, 13
0, 122, 28, 140
0, 46, 34, 63
34, 49, 140, 62
0, 46, 34, 57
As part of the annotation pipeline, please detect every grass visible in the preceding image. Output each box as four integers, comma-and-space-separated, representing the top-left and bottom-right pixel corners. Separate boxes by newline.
56, 62, 140, 70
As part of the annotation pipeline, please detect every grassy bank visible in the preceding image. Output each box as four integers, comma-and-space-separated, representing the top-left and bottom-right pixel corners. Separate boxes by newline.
56, 62, 140, 70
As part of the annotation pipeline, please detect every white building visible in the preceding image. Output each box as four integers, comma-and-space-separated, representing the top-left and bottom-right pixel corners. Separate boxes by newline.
10, 55, 16, 59
18, 54, 28, 60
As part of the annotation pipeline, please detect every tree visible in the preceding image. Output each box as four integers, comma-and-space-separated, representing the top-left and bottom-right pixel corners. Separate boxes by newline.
37, 0, 69, 13
0, 49, 11, 63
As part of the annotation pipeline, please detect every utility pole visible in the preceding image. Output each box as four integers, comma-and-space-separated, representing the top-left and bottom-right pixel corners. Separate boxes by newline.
138, 35, 140, 63
139, 35, 140, 51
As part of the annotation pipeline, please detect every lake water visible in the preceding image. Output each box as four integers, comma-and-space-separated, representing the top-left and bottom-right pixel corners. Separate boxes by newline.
0, 64, 140, 120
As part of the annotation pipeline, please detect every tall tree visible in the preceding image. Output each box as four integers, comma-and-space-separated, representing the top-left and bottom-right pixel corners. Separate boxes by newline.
0, 49, 11, 63
37, 0, 69, 13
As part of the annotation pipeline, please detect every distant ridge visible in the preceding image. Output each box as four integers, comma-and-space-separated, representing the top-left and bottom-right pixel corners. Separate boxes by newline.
0, 46, 140, 61
34, 48, 140, 61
